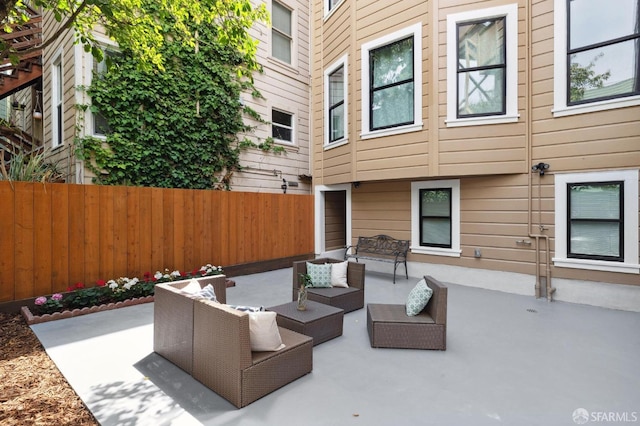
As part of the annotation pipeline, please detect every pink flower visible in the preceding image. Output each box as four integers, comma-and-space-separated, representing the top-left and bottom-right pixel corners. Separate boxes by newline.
35, 297, 47, 305
51, 293, 63, 301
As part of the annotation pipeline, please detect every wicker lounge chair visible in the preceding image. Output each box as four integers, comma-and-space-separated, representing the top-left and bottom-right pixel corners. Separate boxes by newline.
153, 275, 228, 375
292, 258, 365, 313
367, 275, 447, 350
192, 299, 313, 408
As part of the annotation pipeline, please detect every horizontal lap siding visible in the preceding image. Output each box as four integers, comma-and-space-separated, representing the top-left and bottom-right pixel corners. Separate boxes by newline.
0, 182, 314, 302
530, 0, 640, 285
313, 0, 353, 185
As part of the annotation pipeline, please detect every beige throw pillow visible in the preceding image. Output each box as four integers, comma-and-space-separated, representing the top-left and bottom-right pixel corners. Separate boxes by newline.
248, 311, 285, 351
330, 261, 349, 288
181, 278, 202, 294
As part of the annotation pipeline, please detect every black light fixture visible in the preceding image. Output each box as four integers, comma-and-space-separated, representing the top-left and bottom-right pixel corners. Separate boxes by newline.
12, 100, 25, 111
352, 181, 360, 189
531, 162, 550, 176
281, 178, 288, 194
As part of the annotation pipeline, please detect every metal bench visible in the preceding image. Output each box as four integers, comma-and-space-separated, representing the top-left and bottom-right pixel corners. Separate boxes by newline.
344, 234, 409, 283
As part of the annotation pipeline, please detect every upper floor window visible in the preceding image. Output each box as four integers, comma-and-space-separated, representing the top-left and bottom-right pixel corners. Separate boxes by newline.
52, 55, 63, 148
446, 4, 518, 127
325, 0, 344, 16
361, 23, 422, 138
411, 180, 461, 257
272, 1, 292, 64
324, 55, 347, 146
554, 170, 639, 274
272, 109, 294, 144
567, 0, 639, 105
553, 0, 640, 116
91, 49, 117, 137
457, 17, 506, 117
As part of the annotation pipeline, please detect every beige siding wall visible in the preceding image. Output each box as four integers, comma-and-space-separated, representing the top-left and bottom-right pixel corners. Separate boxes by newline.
315, 0, 640, 297
233, 0, 312, 194
41, 13, 79, 183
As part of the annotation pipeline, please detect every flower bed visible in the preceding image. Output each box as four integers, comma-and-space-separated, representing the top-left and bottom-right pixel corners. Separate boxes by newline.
21, 263, 227, 325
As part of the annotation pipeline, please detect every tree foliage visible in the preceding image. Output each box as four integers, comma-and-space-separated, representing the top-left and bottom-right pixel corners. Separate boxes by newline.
1, 0, 267, 70
569, 53, 611, 103
76, 22, 267, 189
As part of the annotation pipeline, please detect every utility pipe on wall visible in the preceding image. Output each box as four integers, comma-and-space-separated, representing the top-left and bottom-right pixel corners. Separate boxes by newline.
525, 0, 554, 301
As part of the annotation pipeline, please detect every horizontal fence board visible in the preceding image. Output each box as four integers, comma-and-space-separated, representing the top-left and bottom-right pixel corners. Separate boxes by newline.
0, 181, 314, 303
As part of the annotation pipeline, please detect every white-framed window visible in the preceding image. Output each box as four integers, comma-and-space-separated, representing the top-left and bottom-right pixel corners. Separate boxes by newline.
90, 48, 117, 137
411, 180, 461, 257
553, 170, 639, 274
324, 0, 344, 17
52, 54, 63, 148
324, 54, 348, 147
360, 23, 423, 139
553, 0, 640, 117
446, 4, 519, 127
272, 109, 294, 144
272, 1, 293, 64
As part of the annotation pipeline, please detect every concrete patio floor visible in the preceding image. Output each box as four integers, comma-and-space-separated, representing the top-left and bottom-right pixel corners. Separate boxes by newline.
31, 267, 640, 426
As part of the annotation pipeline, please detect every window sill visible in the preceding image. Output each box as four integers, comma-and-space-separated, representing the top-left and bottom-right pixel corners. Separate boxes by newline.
266, 57, 299, 75
552, 258, 640, 274
445, 114, 520, 127
324, 139, 348, 150
552, 95, 640, 117
410, 246, 461, 258
360, 122, 423, 140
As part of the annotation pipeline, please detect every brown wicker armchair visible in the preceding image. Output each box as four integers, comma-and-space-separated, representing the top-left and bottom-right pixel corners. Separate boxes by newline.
367, 275, 447, 350
292, 258, 365, 313
192, 299, 313, 408
153, 275, 228, 374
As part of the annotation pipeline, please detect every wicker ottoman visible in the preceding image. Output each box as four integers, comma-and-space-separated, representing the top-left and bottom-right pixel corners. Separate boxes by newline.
268, 300, 344, 345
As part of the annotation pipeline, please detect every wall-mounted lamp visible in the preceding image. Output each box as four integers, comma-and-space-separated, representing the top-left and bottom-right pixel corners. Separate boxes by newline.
352, 181, 360, 189
281, 178, 288, 194
12, 101, 26, 111
531, 162, 550, 176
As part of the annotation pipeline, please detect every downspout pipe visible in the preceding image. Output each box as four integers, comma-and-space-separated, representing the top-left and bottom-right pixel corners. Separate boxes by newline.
525, 0, 554, 301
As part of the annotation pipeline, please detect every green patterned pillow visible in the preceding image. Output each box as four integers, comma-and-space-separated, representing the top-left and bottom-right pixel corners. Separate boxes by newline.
306, 262, 333, 288
406, 278, 433, 316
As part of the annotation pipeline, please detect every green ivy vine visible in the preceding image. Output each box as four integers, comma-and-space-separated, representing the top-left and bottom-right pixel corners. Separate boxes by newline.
75, 21, 282, 190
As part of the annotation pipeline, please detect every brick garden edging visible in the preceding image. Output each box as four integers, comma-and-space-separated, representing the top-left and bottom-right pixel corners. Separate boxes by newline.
21, 279, 235, 325
21, 296, 155, 325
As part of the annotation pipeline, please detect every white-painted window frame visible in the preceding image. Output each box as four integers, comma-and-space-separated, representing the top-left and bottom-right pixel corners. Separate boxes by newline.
445, 4, 519, 127
324, 0, 345, 19
272, 108, 295, 145
552, 0, 640, 117
360, 23, 423, 139
271, 0, 295, 67
51, 52, 63, 148
553, 170, 639, 274
87, 41, 118, 138
411, 179, 461, 257
324, 54, 348, 149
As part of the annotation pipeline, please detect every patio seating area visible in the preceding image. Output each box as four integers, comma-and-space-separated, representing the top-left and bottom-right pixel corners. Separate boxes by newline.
30, 266, 640, 425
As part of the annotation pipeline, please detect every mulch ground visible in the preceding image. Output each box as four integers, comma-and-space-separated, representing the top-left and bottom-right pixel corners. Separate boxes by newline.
0, 313, 98, 425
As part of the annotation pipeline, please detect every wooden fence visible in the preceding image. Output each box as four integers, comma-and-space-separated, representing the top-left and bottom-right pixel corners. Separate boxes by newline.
0, 181, 314, 303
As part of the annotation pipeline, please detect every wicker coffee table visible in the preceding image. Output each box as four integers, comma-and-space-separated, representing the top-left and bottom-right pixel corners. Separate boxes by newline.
267, 300, 344, 346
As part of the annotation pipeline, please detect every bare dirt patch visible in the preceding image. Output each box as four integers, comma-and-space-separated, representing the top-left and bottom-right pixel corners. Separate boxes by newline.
0, 313, 98, 425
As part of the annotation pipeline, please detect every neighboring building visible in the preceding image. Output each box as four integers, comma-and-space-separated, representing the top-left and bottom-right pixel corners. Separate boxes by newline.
311, 0, 640, 310
38, 1, 311, 194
